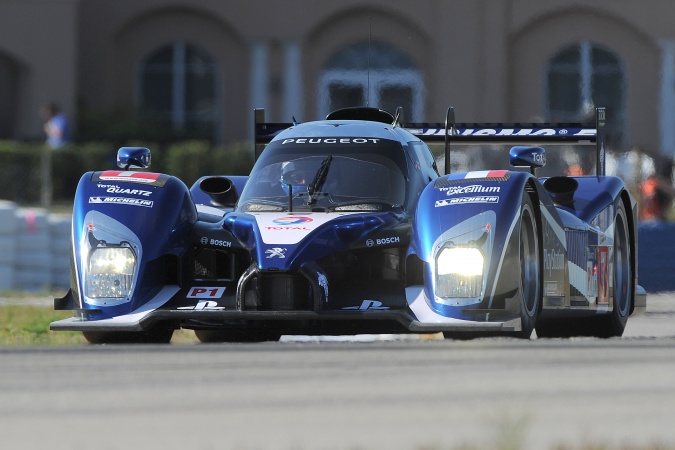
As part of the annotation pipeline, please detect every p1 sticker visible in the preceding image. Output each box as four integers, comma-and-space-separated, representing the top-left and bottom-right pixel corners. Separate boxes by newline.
187, 287, 225, 298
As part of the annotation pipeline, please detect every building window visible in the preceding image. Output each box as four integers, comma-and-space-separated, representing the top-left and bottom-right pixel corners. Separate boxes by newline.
547, 41, 624, 145
139, 41, 221, 142
318, 41, 424, 121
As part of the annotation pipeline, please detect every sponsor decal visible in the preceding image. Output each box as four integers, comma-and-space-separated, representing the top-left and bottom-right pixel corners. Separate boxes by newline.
587, 260, 598, 297
265, 247, 287, 258
597, 246, 609, 305
255, 212, 361, 245
342, 300, 390, 311
531, 151, 546, 165
273, 216, 313, 225
186, 287, 226, 299
441, 185, 501, 196
281, 138, 380, 145
199, 237, 232, 248
463, 170, 509, 179
366, 236, 401, 246
177, 300, 225, 311
97, 171, 160, 183
409, 127, 596, 138
97, 184, 152, 196
544, 249, 565, 275
89, 196, 153, 207
545, 281, 558, 296
435, 196, 499, 207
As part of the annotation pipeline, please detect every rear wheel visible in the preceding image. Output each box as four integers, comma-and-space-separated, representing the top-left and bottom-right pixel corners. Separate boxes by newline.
82, 327, 174, 344
516, 192, 541, 339
536, 200, 633, 339
594, 201, 632, 337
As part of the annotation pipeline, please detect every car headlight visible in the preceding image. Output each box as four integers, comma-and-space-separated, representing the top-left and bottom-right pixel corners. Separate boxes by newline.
85, 246, 136, 299
436, 246, 484, 298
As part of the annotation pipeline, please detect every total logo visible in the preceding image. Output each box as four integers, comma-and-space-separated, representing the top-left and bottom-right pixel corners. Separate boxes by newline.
273, 216, 313, 225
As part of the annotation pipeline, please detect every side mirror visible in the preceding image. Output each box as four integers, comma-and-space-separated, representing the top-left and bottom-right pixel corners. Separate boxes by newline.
509, 146, 546, 175
117, 147, 151, 169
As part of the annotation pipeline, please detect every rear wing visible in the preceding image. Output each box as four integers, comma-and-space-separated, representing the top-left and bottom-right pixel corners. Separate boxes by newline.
254, 107, 607, 176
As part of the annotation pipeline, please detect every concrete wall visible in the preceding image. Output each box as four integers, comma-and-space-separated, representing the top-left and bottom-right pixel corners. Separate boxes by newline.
0, 201, 69, 292
2, 0, 675, 151
0, 0, 78, 140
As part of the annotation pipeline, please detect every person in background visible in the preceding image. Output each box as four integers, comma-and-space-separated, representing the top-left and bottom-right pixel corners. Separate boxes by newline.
40, 102, 70, 148
639, 174, 672, 221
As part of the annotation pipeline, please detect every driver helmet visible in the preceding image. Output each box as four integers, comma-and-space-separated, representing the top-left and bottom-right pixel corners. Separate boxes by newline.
280, 160, 313, 195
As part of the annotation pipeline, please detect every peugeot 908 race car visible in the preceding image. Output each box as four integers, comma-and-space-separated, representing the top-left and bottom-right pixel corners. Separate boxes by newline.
51, 106, 639, 342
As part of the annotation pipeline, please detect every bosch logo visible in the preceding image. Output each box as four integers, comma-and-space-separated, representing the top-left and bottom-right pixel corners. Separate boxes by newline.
366, 236, 400, 246
200, 237, 208, 245
376, 236, 400, 245
273, 216, 313, 225
210, 239, 232, 248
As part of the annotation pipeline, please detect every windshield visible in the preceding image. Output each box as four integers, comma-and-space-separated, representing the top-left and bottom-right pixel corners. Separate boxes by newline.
238, 138, 408, 212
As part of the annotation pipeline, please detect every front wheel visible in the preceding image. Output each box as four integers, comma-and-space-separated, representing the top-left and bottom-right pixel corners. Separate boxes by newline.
516, 192, 541, 339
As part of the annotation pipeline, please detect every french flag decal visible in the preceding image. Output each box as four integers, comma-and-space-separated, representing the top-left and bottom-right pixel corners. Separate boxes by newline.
93, 171, 169, 187
463, 170, 509, 179
441, 170, 510, 184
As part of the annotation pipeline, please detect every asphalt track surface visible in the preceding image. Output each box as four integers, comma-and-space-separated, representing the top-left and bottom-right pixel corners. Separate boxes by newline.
1, 295, 674, 450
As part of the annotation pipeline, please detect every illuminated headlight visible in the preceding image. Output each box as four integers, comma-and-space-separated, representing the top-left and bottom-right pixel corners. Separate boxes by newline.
436, 247, 484, 298
85, 246, 136, 299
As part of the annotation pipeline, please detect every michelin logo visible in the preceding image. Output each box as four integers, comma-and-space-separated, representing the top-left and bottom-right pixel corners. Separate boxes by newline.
436, 196, 499, 207
89, 197, 153, 207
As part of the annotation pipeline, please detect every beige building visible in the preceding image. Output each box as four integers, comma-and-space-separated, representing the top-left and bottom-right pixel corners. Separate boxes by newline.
1, 0, 674, 159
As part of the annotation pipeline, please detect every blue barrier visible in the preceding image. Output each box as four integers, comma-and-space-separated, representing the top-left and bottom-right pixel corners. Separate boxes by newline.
638, 222, 675, 293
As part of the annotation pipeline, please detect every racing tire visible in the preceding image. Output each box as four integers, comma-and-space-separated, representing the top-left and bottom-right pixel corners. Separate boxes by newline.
594, 200, 633, 337
82, 328, 174, 344
536, 201, 633, 339
516, 191, 541, 339
194, 329, 282, 343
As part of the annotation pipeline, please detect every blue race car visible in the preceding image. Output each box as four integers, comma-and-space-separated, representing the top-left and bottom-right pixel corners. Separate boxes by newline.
51, 106, 639, 342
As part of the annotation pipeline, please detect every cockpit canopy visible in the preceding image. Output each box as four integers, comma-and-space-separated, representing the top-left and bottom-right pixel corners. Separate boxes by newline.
237, 137, 408, 213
